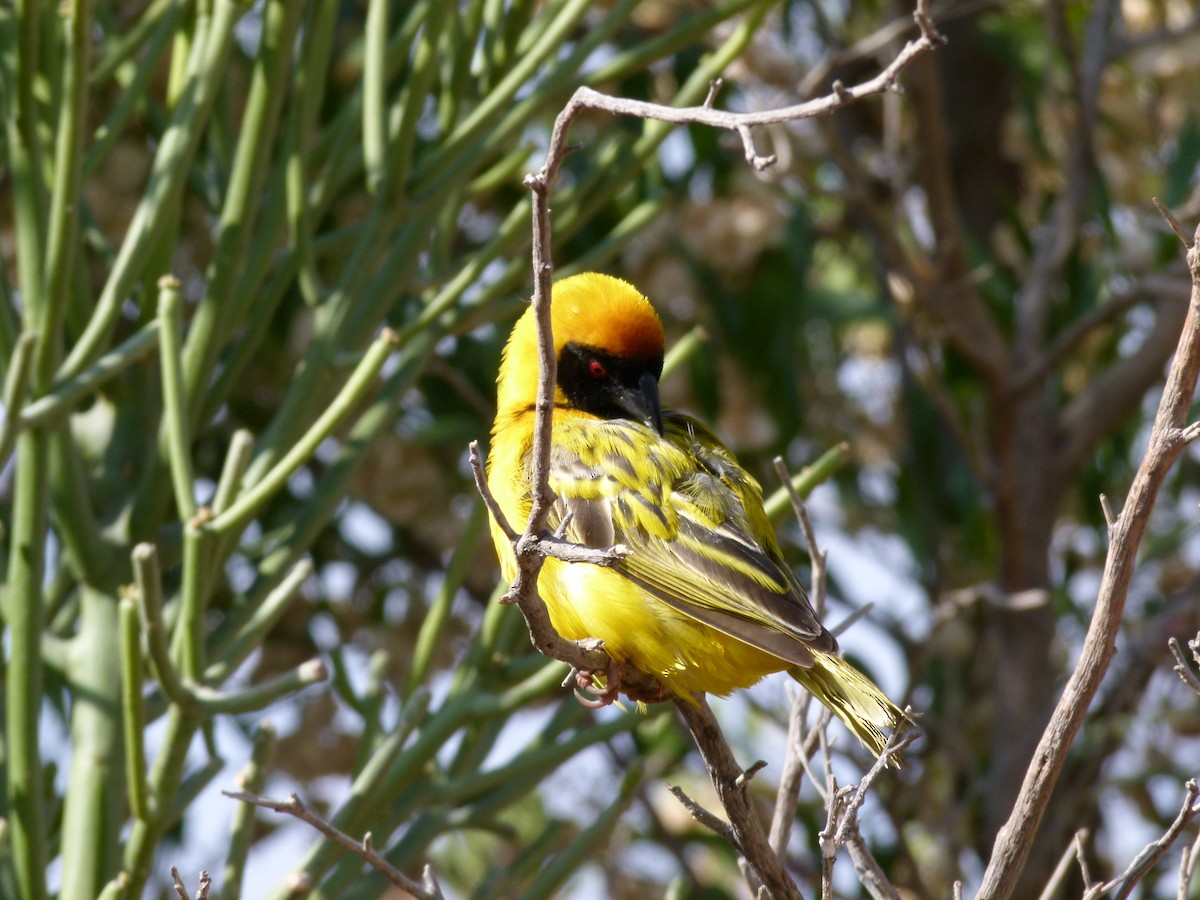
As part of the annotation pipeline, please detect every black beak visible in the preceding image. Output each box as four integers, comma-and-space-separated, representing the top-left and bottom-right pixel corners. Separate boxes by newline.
614, 371, 663, 435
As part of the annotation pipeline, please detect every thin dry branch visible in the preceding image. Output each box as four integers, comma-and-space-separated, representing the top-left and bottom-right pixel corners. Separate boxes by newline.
1038, 829, 1090, 900
222, 790, 444, 900
673, 696, 806, 900
977, 220, 1200, 898
169, 868, 210, 900
1084, 780, 1200, 900
772, 457, 828, 617
667, 783, 737, 845
1168, 631, 1200, 697
1179, 828, 1200, 900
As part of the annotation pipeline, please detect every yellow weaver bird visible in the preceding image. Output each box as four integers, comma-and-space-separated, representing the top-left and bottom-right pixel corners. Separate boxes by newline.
487, 272, 906, 758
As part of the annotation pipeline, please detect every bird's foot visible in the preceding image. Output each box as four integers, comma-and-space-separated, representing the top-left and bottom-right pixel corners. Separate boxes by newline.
572, 658, 624, 709
570, 659, 673, 708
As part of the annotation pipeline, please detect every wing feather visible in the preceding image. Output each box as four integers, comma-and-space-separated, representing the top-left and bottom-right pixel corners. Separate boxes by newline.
547, 412, 834, 667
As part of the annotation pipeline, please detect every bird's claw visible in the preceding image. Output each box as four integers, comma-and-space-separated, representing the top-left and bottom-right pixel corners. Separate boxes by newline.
572, 660, 623, 708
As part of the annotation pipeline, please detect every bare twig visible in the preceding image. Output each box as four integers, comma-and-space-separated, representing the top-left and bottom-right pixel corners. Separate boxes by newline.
222, 790, 444, 900
1168, 632, 1200, 697
673, 696, 806, 900
1084, 780, 1200, 900
468, 440, 518, 541
1179, 827, 1200, 900
978, 226, 1200, 899
846, 834, 903, 900
1155, 198, 1195, 250
818, 724, 916, 895
1037, 829, 1090, 900
1099, 494, 1116, 532
833, 728, 917, 849
666, 784, 737, 845
169, 868, 210, 900
773, 457, 828, 616
170, 867, 191, 900
769, 685, 818, 856
1074, 830, 1094, 891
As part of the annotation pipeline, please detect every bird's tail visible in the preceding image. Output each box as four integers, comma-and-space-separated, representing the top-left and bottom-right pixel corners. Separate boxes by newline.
788, 653, 910, 766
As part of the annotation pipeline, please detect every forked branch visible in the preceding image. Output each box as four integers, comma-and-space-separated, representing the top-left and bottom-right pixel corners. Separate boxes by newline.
978, 216, 1200, 898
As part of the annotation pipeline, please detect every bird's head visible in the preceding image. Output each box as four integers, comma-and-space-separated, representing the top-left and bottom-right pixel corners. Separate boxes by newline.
496, 272, 665, 434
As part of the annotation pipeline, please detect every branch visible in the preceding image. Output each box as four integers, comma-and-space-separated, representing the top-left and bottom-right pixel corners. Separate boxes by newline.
1057, 268, 1193, 473
537, 6, 943, 174
169, 868, 211, 900
1168, 631, 1200, 697
977, 222, 1200, 898
222, 790, 444, 900
773, 457, 828, 616
1037, 829, 1089, 900
1083, 780, 1200, 900
1012, 274, 1191, 395
673, 696, 806, 900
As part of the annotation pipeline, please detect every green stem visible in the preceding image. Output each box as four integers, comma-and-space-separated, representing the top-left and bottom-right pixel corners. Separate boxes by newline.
1, 2, 52, 857
119, 595, 151, 822
763, 442, 851, 523
180, 0, 305, 423
41, 0, 92, 389
406, 501, 486, 695
84, 0, 180, 178
211, 429, 254, 516
207, 328, 398, 538
58, 586, 125, 900
0, 332, 38, 473
661, 325, 709, 379
221, 722, 276, 900
19, 321, 161, 429
122, 705, 202, 896
362, 0, 388, 195
61, 0, 244, 379
4, 0, 48, 331
4, 428, 49, 900
132, 543, 195, 710
172, 522, 212, 681
189, 659, 327, 714
204, 559, 314, 683
285, 0, 339, 305
158, 276, 197, 521
524, 764, 643, 900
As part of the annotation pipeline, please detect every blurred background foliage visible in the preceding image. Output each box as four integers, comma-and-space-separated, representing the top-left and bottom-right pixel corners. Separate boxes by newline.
1, 0, 1200, 897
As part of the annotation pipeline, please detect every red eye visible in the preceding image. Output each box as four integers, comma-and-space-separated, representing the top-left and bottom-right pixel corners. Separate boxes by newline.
588, 359, 607, 378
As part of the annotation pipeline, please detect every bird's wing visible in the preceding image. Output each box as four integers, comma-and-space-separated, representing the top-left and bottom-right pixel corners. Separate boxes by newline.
547, 413, 833, 667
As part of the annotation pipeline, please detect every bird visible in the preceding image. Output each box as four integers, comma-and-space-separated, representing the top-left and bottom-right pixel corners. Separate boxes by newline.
487, 271, 906, 759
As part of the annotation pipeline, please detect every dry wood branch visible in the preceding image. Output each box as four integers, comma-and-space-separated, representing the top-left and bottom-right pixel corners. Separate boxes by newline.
846, 834, 902, 900
667, 783, 737, 844
773, 457, 828, 617
1038, 829, 1089, 900
1168, 631, 1200, 697
1083, 780, 1200, 900
169, 868, 211, 900
1013, 274, 1191, 394
769, 685, 824, 857
977, 222, 1200, 899
222, 790, 444, 900
674, 696, 806, 900
1015, 0, 1116, 359
1179, 828, 1200, 900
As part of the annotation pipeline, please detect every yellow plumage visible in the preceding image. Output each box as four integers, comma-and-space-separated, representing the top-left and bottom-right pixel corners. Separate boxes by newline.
488, 272, 906, 758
